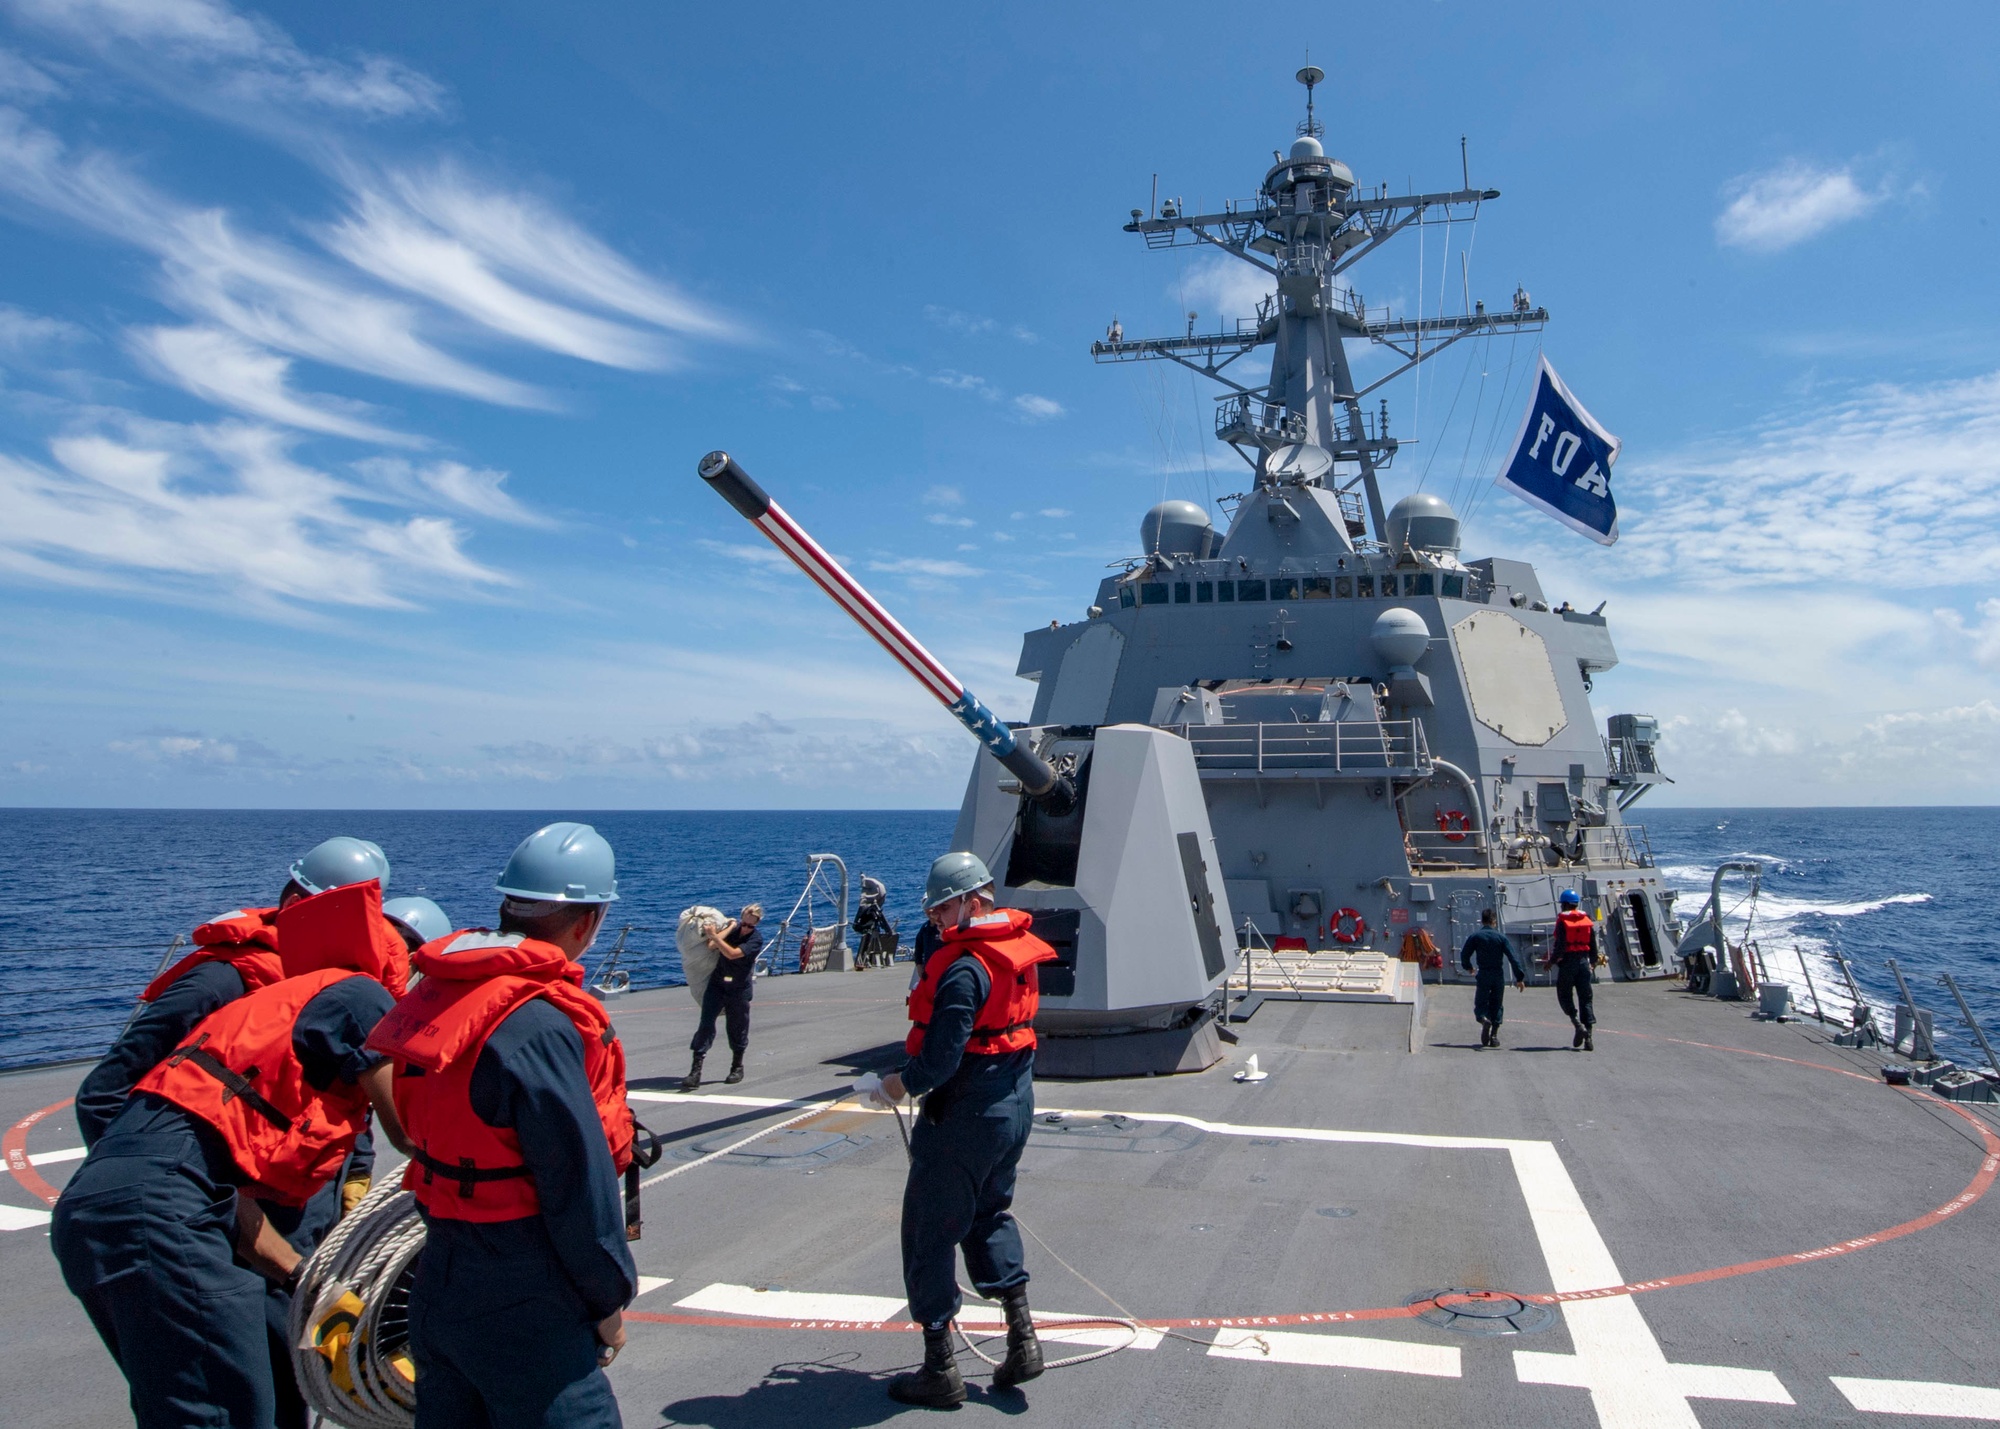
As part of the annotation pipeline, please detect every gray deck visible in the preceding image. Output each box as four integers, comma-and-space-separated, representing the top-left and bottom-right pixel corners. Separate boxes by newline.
4, 972, 1998, 1427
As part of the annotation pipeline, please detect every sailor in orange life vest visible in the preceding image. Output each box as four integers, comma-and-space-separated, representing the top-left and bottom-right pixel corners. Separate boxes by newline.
50, 870, 413, 1429
1544, 889, 1607, 1051
367, 822, 638, 1429
867, 851, 1057, 1408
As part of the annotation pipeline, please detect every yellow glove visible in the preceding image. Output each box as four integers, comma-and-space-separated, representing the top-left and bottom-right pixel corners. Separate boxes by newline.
340, 1175, 371, 1216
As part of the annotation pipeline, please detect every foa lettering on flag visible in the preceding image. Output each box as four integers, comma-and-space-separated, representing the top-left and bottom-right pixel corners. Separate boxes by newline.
1496, 355, 1621, 545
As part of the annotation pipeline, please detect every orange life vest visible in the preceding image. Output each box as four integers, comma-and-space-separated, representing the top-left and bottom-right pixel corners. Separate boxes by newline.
140, 907, 285, 1003
1554, 909, 1596, 960
905, 908, 1057, 1058
276, 881, 410, 996
134, 968, 376, 1207
366, 931, 635, 1223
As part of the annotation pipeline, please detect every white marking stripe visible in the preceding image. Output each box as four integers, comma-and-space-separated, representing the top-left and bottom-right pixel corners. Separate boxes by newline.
635, 1276, 673, 1297
1208, 1327, 1460, 1378
675, 1283, 1159, 1348
1516, 1350, 1792, 1403
1834, 1378, 2000, 1420
676, 1284, 909, 1323
28, 1146, 85, 1167
0, 1204, 52, 1232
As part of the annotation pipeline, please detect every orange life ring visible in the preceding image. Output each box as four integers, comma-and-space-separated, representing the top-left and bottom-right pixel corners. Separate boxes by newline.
1331, 908, 1367, 944
1435, 808, 1472, 842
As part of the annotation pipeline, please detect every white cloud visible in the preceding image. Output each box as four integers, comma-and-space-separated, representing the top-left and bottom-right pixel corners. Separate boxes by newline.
924, 304, 994, 336
1561, 368, 2000, 590
0, 301, 85, 350
0, 417, 508, 610
1013, 393, 1064, 421
1038, 507, 1072, 518
926, 513, 974, 528
931, 368, 999, 399
0, 112, 544, 405
9, 0, 444, 119
1935, 598, 2000, 672
1715, 161, 1879, 253
354, 456, 552, 528
1180, 255, 1273, 322
923, 484, 964, 507
132, 325, 417, 444
348, 164, 738, 343
866, 556, 980, 578
0, 46, 64, 101
324, 189, 671, 369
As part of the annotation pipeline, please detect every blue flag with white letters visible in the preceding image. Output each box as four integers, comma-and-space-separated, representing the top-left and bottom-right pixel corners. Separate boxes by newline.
1496, 356, 1621, 545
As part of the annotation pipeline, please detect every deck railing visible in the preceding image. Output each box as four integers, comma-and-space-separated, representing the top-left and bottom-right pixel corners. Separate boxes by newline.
1176, 719, 1431, 778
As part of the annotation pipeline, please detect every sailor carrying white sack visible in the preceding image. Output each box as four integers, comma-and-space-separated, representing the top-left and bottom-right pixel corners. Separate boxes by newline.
676, 904, 764, 1090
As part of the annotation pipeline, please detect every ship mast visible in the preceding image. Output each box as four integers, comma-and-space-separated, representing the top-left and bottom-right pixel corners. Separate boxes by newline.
1093, 66, 1548, 547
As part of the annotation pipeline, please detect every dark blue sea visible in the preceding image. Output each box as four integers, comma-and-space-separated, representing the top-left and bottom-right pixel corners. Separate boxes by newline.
0, 807, 1993, 1072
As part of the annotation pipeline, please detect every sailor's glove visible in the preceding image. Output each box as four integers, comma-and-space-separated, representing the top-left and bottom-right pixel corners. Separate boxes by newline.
854, 1071, 893, 1109
340, 1175, 372, 1217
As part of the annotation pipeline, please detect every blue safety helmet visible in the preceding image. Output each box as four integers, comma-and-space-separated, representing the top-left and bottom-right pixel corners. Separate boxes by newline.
1559, 888, 1580, 907
382, 896, 452, 947
290, 836, 390, 896
495, 822, 618, 903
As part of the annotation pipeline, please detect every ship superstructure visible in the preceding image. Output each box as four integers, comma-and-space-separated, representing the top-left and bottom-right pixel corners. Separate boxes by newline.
956, 68, 1677, 1040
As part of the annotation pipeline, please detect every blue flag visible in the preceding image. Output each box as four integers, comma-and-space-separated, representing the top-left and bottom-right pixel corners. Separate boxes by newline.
1496, 356, 1621, 545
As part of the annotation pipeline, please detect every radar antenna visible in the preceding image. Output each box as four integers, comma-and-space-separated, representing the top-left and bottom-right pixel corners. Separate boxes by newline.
1296, 63, 1325, 139
1094, 69, 1547, 548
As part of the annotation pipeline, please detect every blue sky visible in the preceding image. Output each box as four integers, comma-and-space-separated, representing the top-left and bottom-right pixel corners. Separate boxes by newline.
1, 0, 1995, 808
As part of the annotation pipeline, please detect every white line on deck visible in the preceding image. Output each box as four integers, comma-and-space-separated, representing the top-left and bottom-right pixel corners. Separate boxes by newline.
635, 1276, 673, 1297
1208, 1327, 1460, 1377
673, 1283, 1163, 1349
1834, 1377, 2000, 1420
27, 1147, 84, 1167
0, 1204, 51, 1232
656, 1093, 1791, 1425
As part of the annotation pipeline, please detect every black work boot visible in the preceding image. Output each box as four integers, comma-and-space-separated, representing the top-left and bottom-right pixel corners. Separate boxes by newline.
1584, 1028, 1595, 1052
724, 1055, 745, 1085
888, 1325, 965, 1408
678, 1055, 704, 1092
991, 1289, 1044, 1390
1571, 1019, 1586, 1049
1489, 1023, 1503, 1048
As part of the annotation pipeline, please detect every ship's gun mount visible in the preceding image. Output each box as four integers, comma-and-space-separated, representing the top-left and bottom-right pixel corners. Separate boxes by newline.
697, 451, 1074, 814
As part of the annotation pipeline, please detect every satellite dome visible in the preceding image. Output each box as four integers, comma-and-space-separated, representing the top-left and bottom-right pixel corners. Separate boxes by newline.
1289, 135, 1324, 160
1386, 491, 1461, 554
1371, 607, 1431, 669
1140, 499, 1215, 558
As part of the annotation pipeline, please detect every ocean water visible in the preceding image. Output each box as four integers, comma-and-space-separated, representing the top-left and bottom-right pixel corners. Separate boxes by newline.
0, 807, 1992, 1073
0, 809, 953, 1071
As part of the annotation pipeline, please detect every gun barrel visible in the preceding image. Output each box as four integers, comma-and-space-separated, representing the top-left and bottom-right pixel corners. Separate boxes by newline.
697, 451, 1059, 797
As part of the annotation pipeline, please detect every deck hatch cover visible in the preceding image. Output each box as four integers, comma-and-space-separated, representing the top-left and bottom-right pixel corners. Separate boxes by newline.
1406, 1288, 1557, 1336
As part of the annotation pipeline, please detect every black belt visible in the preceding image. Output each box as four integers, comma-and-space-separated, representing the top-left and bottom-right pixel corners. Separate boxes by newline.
165, 1034, 291, 1132
411, 1145, 532, 1199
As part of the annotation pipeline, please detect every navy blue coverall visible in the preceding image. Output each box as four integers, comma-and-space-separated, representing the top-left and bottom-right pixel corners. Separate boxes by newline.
407, 999, 638, 1429
1552, 924, 1599, 1030
73, 958, 375, 1429
690, 924, 761, 1059
898, 940, 1034, 1331
1460, 929, 1527, 1029
52, 976, 394, 1429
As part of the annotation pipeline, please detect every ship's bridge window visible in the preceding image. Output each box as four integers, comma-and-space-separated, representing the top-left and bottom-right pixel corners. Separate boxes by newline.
1335, 576, 1353, 598
1139, 583, 1169, 606
1270, 576, 1300, 600
1381, 578, 1399, 599
1217, 580, 1236, 603
1441, 574, 1464, 599
1118, 586, 1136, 609
1407, 573, 1435, 597
1237, 579, 1268, 602
1304, 576, 1332, 599
1356, 574, 1374, 597
1195, 581, 1214, 603
1173, 582, 1191, 604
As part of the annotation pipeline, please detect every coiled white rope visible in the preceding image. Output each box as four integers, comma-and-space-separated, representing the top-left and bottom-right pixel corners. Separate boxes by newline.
287, 1177, 426, 1429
